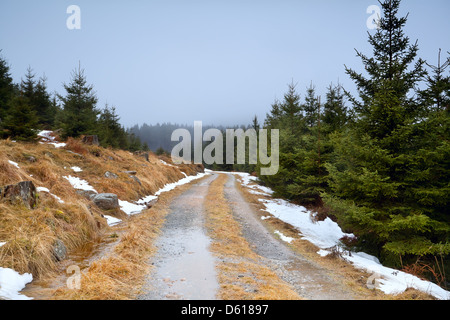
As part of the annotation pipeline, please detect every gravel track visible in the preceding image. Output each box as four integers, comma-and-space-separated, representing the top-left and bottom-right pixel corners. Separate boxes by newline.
140, 172, 355, 300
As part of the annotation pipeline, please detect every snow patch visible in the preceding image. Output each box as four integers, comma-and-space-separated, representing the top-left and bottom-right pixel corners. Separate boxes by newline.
63, 175, 97, 193
71, 166, 82, 172
274, 230, 294, 244
36, 187, 65, 203
154, 172, 209, 196
37, 130, 55, 141
104, 215, 122, 226
37, 130, 66, 148
232, 172, 274, 195
0, 242, 7, 247
159, 160, 176, 167
0, 267, 33, 300
8, 160, 20, 169
118, 200, 147, 216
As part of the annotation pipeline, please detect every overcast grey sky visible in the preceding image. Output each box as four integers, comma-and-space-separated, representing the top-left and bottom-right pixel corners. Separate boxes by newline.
1, 0, 449, 128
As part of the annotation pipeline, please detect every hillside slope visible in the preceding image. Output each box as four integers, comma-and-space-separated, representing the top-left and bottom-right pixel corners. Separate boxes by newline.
0, 132, 202, 296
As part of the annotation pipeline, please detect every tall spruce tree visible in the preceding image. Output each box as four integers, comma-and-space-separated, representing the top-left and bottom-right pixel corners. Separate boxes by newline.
97, 104, 128, 149
323, 83, 348, 132
0, 52, 15, 137
324, 0, 449, 267
33, 76, 56, 128
303, 83, 319, 128
58, 66, 99, 139
4, 94, 38, 141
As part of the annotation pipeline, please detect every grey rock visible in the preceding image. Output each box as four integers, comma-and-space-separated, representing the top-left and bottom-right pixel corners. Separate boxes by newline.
92, 193, 119, 210
104, 171, 118, 179
129, 175, 142, 186
0, 181, 37, 209
53, 239, 67, 261
76, 189, 97, 200
66, 150, 84, 159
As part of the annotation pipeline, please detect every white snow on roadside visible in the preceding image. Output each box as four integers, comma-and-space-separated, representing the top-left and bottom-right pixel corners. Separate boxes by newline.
118, 200, 147, 216
136, 194, 158, 205
232, 172, 273, 195
231, 171, 450, 300
71, 166, 82, 172
8, 160, 20, 169
260, 198, 351, 249
119, 173, 209, 216
63, 175, 97, 193
274, 230, 294, 244
154, 172, 209, 196
0, 267, 33, 300
104, 215, 122, 226
36, 187, 65, 204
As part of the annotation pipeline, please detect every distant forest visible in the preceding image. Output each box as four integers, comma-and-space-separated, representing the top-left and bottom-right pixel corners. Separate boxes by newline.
129, 122, 253, 154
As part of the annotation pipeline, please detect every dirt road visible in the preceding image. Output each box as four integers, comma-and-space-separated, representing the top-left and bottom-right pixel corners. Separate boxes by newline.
139, 172, 356, 300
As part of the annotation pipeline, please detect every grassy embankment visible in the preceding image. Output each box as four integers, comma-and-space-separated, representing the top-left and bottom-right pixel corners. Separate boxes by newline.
0, 135, 201, 299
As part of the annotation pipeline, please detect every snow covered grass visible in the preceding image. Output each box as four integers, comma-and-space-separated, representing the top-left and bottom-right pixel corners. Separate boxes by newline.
233, 172, 450, 300
0, 267, 33, 300
63, 175, 98, 193
8, 160, 20, 169
37, 130, 66, 148
274, 230, 294, 244
154, 172, 209, 196
232, 172, 274, 196
36, 187, 65, 204
104, 215, 122, 227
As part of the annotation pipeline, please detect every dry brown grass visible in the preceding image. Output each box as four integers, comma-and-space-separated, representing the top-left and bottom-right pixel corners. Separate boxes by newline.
204, 173, 301, 300
0, 137, 199, 290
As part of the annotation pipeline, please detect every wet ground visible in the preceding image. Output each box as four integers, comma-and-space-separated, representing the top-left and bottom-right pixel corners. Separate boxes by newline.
138, 174, 219, 300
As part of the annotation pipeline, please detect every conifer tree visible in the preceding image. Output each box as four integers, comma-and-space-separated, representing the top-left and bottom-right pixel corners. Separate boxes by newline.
97, 104, 128, 149
303, 83, 319, 128
323, 83, 348, 132
0, 52, 15, 136
33, 76, 56, 128
324, 0, 449, 265
58, 66, 99, 139
4, 94, 38, 141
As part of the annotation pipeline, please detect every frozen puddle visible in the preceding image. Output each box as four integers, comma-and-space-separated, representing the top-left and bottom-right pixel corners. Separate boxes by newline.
140, 174, 219, 300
